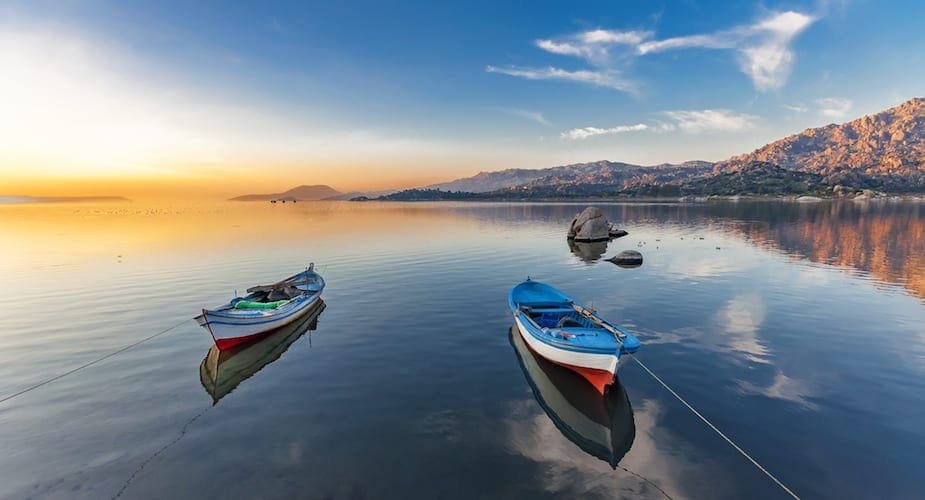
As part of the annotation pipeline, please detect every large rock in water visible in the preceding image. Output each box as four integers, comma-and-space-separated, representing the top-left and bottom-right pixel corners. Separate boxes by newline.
568, 207, 611, 242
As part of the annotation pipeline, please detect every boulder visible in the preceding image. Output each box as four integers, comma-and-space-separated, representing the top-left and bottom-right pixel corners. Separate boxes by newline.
607, 250, 643, 268
568, 207, 611, 242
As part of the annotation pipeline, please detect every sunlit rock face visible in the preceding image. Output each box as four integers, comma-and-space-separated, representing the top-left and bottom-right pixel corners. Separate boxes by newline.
568, 207, 611, 242
718, 97, 925, 189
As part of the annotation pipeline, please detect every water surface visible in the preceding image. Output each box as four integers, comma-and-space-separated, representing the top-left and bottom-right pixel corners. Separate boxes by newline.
1, 200, 923, 499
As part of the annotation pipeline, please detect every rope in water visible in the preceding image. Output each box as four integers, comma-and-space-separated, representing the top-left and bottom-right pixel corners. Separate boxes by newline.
0, 318, 191, 406
629, 354, 800, 499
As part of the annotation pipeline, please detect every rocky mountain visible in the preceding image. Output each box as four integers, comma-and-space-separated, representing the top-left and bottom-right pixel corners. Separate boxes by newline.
427, 160, 714, 193
230, 184, 341, 201
718, 97, 925, 188
680, 161, 826, 196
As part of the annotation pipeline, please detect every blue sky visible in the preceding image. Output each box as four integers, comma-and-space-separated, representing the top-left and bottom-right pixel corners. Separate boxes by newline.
1, 0, 923, 193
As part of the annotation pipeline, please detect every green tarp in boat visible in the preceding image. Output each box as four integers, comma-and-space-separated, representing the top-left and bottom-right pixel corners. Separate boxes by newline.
234, 299, 289, 310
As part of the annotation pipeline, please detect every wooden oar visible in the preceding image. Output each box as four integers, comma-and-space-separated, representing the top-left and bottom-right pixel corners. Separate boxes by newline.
246, 278, 317, 293
572, 304, 626, 341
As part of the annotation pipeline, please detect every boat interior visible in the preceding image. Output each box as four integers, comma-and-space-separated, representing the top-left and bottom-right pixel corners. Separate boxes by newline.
524, 306, 597, 330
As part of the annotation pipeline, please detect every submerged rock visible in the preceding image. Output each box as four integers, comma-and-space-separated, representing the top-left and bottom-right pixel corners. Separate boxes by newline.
568, 207, 612, 242
609, 226, 628, 239
607, 250, 643, 268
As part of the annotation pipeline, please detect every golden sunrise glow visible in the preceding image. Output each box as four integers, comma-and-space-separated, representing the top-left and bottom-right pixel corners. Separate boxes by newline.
0, 28, 481, 199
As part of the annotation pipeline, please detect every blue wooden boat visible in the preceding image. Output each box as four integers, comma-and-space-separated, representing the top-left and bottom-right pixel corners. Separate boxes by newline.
509, 278, 640, 394
196, 264, 325, 350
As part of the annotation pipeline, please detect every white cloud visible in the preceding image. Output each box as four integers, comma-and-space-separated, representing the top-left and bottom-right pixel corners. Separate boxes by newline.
560, 123, 648, 140
506, 108, 551, 126
782, 104, 808, 113
717, 293, 769, 361
640, 11, 816, 91
663, 109, 758, 133
535, 29, 651, 63
494, 10, 817, 92
485, 65, 633, 91
815, 97, 853, 119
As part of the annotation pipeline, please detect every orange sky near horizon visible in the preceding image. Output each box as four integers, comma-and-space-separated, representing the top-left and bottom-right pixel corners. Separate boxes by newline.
0, 166, 456, 200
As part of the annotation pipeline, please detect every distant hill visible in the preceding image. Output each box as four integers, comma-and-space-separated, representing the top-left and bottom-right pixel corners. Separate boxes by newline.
230, 184, 341, 201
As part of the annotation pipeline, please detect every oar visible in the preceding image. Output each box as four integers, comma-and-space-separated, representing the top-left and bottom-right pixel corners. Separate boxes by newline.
246, 278, 318, 293
572, 304, 626, 341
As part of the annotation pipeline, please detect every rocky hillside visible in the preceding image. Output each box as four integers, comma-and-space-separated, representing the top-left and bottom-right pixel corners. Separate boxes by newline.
719, 97, 925, 182
680, 162, 826, 196
230, 184, 341, 201
426, 161, 713, 193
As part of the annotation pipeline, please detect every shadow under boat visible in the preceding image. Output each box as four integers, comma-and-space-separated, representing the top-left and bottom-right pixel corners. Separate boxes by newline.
200, 300, 326, 404
509, 327, 635, 468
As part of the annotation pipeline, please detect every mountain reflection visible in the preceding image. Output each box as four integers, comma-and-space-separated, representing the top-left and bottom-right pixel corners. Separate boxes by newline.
732, 202, 925, 300
199, 301, 326, 404
509, 328, 635, 468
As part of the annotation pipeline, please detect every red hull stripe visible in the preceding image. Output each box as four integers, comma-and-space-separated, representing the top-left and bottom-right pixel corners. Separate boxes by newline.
214, 330, 276, 351
519, 333, 615, 395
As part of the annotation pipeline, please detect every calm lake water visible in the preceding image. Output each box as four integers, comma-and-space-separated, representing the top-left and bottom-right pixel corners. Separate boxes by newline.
1, 200, 923, 499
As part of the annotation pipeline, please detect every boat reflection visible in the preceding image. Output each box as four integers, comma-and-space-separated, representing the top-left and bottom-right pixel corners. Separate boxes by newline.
509, 328, 635, 468
568, 239, 610, 263
199, 300, 326, 404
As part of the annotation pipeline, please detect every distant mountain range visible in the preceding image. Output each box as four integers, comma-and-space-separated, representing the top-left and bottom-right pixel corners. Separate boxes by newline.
379, 97, 925, 200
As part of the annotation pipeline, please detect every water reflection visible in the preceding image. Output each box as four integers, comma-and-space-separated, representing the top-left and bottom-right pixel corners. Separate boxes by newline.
567, 239, 610, 263
200, 301, 326, 404
509, 328, 635, 468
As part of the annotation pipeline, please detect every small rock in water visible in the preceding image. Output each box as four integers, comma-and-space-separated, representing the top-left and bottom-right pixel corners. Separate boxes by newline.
607, 250, 643, 268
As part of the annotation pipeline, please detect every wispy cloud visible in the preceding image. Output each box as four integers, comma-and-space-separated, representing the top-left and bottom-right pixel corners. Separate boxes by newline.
783, 97, 854, 120
505, 108, 551, 126
815, 97, 853, 119
638, 11, 816, 90
485, 65, 633, 91
663, 109, 759, 133
535, 29, 651, 64
561, 123, 648, 140
489, 10, 817, 92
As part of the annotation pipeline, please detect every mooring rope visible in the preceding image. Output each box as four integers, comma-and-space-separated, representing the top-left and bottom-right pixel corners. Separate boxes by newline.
112, 405, 211, 499
0, 318, 191, 406
629, 354, 800, 499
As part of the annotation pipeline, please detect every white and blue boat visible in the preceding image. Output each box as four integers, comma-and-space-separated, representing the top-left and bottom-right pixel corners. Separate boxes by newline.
509, 278, 640, 394
200, 301, 326, 404
196, 264, 325, 351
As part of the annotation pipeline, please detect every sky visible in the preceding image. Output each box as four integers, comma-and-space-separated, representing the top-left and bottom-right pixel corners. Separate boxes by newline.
0, 0, 923, 198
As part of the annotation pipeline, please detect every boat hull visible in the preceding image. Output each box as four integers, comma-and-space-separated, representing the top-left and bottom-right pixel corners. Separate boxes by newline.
198, 293, 321, 351
514, 314, 618, 395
